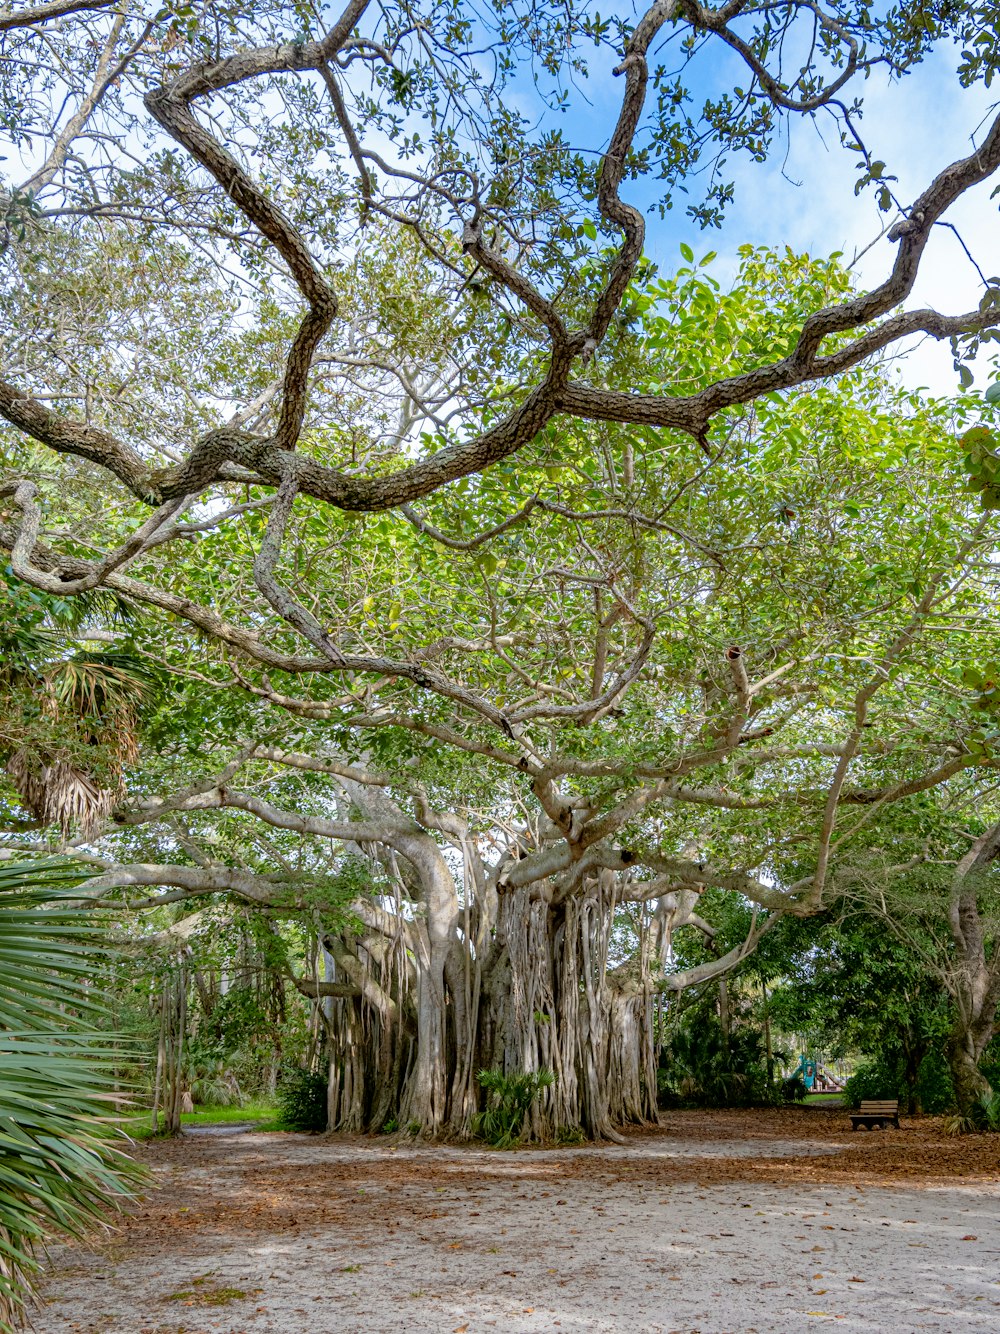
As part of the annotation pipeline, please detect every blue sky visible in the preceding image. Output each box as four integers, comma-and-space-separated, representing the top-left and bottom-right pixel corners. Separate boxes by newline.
501, 16, 998, 397
627, 41, 998, 395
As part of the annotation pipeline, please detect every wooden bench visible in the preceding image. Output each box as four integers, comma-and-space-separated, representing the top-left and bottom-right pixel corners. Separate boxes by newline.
850, 1099, 900, 1130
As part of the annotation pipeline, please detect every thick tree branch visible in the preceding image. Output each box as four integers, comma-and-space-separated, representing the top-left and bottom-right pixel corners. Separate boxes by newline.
82, 862, 280, 904
0, 0, 114, 30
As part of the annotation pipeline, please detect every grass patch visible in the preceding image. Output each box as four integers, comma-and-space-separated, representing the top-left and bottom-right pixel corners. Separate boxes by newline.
124, 1100, 284, 1139
164, 1281, 250, 1307
182, 1100, 281, 1126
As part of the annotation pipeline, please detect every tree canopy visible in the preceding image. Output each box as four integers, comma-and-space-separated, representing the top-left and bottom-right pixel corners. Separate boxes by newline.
3, 0, 1000, 1139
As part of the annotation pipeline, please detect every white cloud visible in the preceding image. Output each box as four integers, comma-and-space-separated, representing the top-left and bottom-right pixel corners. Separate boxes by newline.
637, 47, 999, 396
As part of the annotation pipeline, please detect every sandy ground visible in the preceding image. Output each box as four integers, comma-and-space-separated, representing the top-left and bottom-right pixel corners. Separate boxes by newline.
37, 1109, 1000, 1334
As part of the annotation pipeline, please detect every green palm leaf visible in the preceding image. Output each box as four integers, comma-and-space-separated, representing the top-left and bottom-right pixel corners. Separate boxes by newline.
0, 858, 143, 1329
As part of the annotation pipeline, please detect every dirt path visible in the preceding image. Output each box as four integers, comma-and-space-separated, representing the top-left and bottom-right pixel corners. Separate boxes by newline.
39, 1110, 1000, 1334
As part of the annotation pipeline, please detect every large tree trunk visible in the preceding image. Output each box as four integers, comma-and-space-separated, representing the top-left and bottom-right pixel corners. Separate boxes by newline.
946, 1027, 992, 1114
334, 784, 462, 1136
316, 871, 663, 1140
399, 931, 451, 1133
943, 955, 998, 1115
479, 873, 658, 1141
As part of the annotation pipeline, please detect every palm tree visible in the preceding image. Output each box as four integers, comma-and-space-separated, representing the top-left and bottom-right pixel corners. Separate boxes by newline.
4, 651, 151, 840
1, 573, 151, 841
0, 857, 142, 1329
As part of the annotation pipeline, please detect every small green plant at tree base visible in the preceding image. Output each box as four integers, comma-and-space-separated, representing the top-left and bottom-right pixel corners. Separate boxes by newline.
472, 1067, 555, 1147
945, 1090, 1000, 1136
275, 1064, 328, 1132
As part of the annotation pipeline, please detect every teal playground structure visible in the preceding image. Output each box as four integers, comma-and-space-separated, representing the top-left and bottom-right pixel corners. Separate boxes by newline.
795, 1054, 844, 1093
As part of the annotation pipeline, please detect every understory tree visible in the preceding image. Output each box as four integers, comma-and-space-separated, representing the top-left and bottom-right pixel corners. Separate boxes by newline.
766, 905, 953, 1114
841, 835, 1000, 1115
759, 788, 1000, 1116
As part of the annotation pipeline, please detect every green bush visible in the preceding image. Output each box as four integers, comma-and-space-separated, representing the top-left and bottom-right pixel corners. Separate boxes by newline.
782, 1073, 807, 1102
658, 1012, 783, 1108
184, 1054, 244, 1108
843, 1060, 896, 1108
979, 1035, 1000, 1091
471, 1067, 554, 1147
275, 1065, 328, 1132
843, 1051, 955, 1113
914, 1049, 954, 1114
978, 1092, 1000, 1131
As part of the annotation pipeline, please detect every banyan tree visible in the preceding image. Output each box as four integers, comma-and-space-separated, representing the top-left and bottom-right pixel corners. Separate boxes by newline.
3, 0, 1000, 1127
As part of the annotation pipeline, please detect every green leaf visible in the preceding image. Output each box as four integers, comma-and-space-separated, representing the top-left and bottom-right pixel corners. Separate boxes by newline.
0, 860, 143, 1328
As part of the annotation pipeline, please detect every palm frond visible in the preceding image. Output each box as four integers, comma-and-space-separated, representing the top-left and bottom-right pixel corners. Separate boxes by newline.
0, 858, 143, 1330
3, 754, 116, 842
42, 652, 154, 724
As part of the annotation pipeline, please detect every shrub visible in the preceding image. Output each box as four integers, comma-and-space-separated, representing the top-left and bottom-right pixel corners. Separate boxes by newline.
977, 1091, 1000, 1131
914, 1049, 954, 1114
782, 1073, 807, 1102
658, 1012, 783, 1108
275, 1064, 328, 1132
843, 1060, 897, 1109
979, 1036, 1000, 1091
184, 1055, 243, 1108
471, 1067, 554, 1147
945, 1091, 1000, 1136
843, 1051, 955, 1113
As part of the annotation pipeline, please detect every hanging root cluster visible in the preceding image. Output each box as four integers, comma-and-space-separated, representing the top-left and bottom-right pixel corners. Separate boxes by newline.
313, 859, 663, 1143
